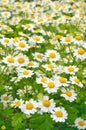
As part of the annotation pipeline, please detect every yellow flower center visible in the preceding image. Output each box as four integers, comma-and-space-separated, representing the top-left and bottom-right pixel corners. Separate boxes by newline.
37, 54, 43, 59
68, 67, 74, 72
5, 26, 10, 30
65, 37, 71, 42
48, 64, 54, 69
26, 102, 34, 110
34, 36, 40, 41
30, 15, 35, 19
79, 14, 84, 17
49, 52, 56, 58
9, 5, 15, 9
78, 48, 85, 55
18, 57, 25, 64
35, 29, 40, 33
25, 24, 31, 29
38, 18, 43, 22
74, 78, 80, 84
55, 69, 59, 74
48, 82, 55, 88
37, 93, 43, 99
3, 96, 9, 101
55, 35, 61, 39
4, 12, 8, 17
75, 36, 82, 40
19, 42, 25, 48
28, 61, 34, 66
65, 91, 72, 97
55, 110, 63, 117
15, 101, 21, 107
78, 121, 85, 126
23, 70, 29, 75
37, 6, 42, 11
7, 57, 14, 63
41, 77, 47, 83
4, 38, 9, 43
0, 22, 3, 25
13, 38, 19, 43
58, 19, 62, 23
39, 70, 43, 74
59, 77, 66, 83
1, 125, 6, 130
42, 100, 50, 107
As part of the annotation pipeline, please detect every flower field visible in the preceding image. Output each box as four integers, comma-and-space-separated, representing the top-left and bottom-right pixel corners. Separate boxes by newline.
0, 0, 86, 130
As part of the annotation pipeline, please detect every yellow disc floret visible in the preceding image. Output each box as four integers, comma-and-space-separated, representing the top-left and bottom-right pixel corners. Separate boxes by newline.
55, 110, 63, 117
48, 82, 55, 88
26, 102, 34, 110
42, 100, 50, 107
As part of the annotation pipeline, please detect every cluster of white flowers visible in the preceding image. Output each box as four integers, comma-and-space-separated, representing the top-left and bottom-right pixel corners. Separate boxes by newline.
0, 0, 86, 130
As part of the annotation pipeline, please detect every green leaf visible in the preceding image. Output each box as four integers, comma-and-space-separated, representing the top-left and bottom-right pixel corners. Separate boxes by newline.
11, 112, 26, 130
29, 114, 54, 130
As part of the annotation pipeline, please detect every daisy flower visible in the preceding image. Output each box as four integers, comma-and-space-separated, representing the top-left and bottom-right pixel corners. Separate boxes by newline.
16, 40, 29, 51
70, 76, 83, 87
1, 11, 11, 19
12, 37, 20, 44
54, 76, 69, 87
75, 117, 86, 130
64, 66, 78, 75
38, 96, 55, 113
0, 94, 13, 107
51, 107, 68, 122
33, 52, 45, 62
22, 24, 34, 31
45, 50, 60, 62
35, 70, 45, 77
10, 76, 21, 83
36, 76, 48, 84
3, 25, 13, 32
11, 98, 24, 108
20, 99, 38, 115
61, 88, 77, 102
74, 48, 86, 61
28, 61, 39, 68
32, 28, 45, 35
0, 38, 13, 47
15, 54, 29, 67
43, 80, 59, 93
29, 35, 44, 44
61, 36, 74, 44
16, 89, 25, 96
74, 35, 84, 45
53, 66, 64, 75
2, 55, 15, 66
1, 0, 9, 4
42, 63, 56, 71
17, 68, 34, 79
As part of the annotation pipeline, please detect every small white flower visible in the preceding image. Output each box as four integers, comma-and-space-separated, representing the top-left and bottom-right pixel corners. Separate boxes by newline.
61, 88, 77, 102
45, 50, 60, 62
43, 80, 59, 93
16, 40, 29, 51
64, 66, 78, 75
3, 55, 15, 66
20, 99, 38, 115
17, 68, 34, 79
15, 54, 29, 67
70, 76, 83, 87
1, 11, 11, 19
74, 48, 86, 61
38, 96, 55, 113
75, 117, 86, 130
51, 107, 68, 122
